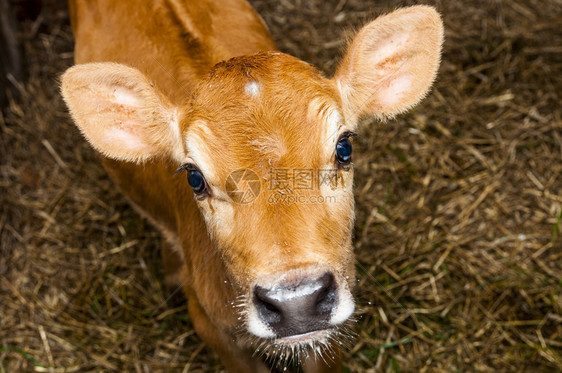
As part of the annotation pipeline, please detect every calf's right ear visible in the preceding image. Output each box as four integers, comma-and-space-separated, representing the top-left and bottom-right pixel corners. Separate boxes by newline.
60, 63, 182, 163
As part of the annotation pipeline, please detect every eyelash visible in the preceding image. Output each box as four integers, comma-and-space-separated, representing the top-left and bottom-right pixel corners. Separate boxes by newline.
341, 131, 357, 138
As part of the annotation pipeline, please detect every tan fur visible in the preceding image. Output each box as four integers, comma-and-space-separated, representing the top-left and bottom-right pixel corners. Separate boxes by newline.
61, 1, 443, 372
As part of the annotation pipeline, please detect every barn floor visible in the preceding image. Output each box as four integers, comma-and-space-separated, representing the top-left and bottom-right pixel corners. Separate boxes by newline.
1, 0, 561, 372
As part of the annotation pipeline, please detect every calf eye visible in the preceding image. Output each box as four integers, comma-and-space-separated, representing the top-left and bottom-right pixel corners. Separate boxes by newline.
175, 164, 209, 196
187, 169, 207, 194
336, 136, 352, 165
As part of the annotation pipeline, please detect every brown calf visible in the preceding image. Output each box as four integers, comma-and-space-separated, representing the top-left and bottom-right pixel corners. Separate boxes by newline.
61, 1, 443, 371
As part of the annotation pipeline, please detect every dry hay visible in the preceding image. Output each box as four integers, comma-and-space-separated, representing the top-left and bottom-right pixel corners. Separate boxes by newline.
1, 0, 561, 372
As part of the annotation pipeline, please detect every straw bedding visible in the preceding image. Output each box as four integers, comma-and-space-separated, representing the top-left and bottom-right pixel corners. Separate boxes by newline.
1, 0, 560, 371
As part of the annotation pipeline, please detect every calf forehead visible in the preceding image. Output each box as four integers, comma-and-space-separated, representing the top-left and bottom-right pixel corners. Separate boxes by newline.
188, 52, 343, 177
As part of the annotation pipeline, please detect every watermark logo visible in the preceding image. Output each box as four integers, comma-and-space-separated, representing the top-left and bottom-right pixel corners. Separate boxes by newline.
226, 168, 341, 204
268, 193, 336, 205
225, 168, 261, 204
267, 168, 339, 191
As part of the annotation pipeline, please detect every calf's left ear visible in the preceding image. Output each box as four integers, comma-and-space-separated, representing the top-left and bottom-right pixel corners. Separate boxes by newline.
334, 6, 444, 124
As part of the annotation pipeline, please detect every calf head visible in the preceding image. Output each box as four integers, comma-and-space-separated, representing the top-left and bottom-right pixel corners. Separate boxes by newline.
61, 5, 443, 363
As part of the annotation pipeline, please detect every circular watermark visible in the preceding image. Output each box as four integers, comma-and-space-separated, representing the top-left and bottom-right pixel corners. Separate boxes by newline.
225, 168, 261, 204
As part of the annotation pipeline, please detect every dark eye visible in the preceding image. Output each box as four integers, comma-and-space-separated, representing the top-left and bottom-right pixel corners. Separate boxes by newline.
175, 164, 209, 196
187, 169, 207, 194
336, 136, 352, 165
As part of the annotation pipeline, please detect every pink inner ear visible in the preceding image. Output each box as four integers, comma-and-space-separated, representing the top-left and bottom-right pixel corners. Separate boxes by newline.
377, 74, 413, 107
93, 85, 149, 152
110, 87, 143, 107
104, 124, 147, 152
367, 32, 410, 67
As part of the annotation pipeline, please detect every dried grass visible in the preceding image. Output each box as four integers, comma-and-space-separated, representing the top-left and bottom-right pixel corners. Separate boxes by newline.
1, 0, 561, 372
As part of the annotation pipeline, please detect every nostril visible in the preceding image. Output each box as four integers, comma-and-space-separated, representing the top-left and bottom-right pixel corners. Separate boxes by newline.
253, 286, 282, 324
314, 273, 337, 315
262, 300, 279, 313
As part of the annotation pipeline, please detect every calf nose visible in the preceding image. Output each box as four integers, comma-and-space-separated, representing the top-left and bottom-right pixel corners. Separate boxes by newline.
253, 272, 337, 338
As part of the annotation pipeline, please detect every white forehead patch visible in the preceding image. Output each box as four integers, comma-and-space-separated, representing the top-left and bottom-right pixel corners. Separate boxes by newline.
245, 81, 260, 97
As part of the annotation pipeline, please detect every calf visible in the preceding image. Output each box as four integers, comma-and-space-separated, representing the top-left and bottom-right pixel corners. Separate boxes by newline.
61, 1, 443, 371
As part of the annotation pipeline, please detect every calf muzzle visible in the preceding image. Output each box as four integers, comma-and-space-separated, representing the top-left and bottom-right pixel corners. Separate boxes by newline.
253, 272, 337, 338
